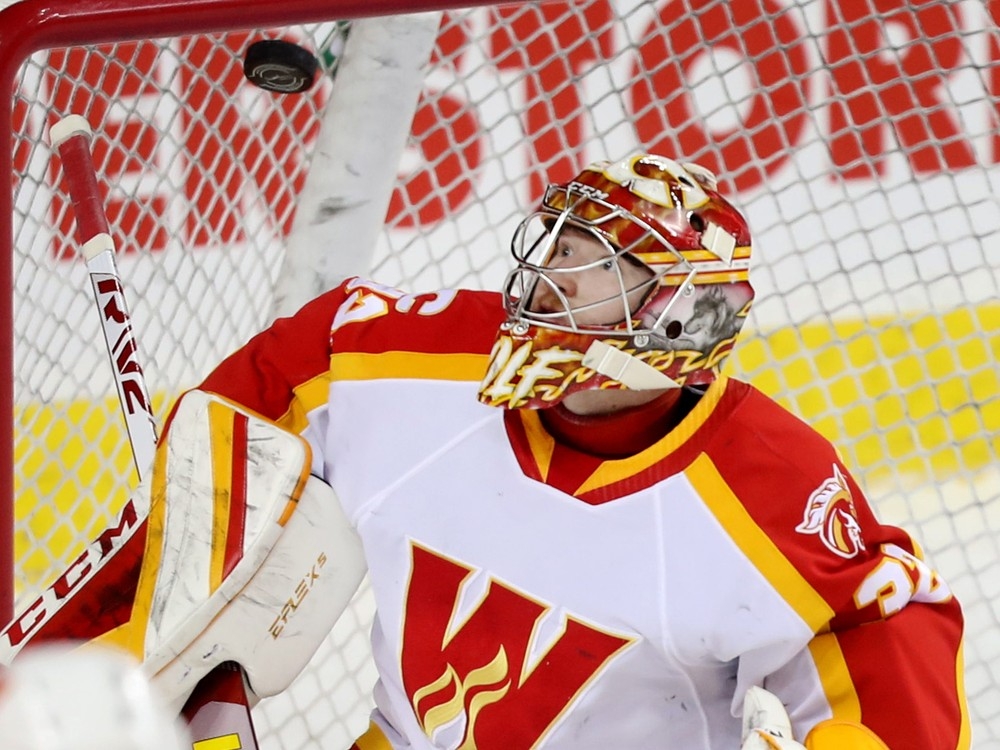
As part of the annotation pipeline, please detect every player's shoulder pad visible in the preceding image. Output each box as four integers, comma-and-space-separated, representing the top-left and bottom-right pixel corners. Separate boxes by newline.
329, 276, 503, 357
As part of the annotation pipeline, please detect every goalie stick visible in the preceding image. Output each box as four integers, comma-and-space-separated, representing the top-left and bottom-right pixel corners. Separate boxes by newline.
49, 114, 158, 481
48, 114, 260, 750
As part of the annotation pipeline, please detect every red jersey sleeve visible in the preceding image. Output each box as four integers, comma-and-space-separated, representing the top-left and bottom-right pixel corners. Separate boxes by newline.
708, 382, 968, 748
196, 277, 505, 425
198, 284, 348, 422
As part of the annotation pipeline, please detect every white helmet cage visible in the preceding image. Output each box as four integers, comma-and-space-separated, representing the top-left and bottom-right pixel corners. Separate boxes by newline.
503, 182, 698, 351
478, 154, 753, 407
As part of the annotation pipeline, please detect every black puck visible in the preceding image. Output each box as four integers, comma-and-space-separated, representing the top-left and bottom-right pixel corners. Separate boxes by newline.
243, 39, 320, 94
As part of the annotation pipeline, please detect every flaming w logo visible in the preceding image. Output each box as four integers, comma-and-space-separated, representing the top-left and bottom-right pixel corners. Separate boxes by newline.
401, 543, 632, 749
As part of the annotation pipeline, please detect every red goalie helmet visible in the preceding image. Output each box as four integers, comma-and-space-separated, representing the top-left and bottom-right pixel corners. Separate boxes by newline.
478, 154, 754, 409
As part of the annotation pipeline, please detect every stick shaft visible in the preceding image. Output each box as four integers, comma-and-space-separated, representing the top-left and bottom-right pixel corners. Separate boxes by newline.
50, 115, 158, 480
49, 114, 259, 750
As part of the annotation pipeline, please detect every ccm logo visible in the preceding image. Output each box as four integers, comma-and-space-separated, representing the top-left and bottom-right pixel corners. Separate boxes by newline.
268, 552, 327, 639
1, 500, 139, 649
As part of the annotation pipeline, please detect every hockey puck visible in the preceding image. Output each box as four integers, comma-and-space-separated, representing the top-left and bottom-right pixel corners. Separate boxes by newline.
243, 39, 320, 94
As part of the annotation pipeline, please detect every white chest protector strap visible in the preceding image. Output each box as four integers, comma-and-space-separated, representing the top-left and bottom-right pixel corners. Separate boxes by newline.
0, 389, 366, 715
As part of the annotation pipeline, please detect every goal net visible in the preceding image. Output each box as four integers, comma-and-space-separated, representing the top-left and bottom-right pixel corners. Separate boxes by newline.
4, 0, 999, 747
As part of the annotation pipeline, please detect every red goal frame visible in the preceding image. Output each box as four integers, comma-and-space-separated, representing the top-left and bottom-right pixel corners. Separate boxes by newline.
0, 0, 506, 624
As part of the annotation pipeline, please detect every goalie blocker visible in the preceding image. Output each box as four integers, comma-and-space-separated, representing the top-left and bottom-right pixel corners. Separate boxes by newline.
0, 390, 366, 714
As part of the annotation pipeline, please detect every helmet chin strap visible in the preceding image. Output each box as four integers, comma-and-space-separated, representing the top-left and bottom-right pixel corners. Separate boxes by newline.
581, 340, 680, 391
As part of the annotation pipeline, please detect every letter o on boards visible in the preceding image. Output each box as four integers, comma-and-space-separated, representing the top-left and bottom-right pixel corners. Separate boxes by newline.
628, 0, 810, 193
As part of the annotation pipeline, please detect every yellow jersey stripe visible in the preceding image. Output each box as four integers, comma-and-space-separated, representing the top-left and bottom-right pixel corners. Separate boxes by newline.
517, 411, 557, 482
330, 351, 490, 383
572, 376, 729, 496
278, 371, 332, 435
807, 632, 862, 720
685, 453, 834, 632
955, 643, 972, 749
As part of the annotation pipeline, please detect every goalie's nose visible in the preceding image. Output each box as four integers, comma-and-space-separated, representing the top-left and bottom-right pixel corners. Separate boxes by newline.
529, 275, 577, 314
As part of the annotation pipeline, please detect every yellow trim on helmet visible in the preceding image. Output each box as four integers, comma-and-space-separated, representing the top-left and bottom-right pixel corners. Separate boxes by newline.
641, 245, 752, 264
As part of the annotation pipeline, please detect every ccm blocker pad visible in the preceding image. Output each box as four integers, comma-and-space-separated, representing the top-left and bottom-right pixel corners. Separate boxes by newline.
0, 389, 366, 713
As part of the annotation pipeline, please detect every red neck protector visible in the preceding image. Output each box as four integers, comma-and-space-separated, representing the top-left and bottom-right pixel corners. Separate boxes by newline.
539, 388, 700, 459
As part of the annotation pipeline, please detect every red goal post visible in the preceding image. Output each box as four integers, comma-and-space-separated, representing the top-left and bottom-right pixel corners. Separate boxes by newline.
0, 0, 500, 617
3, 0, 1000, 746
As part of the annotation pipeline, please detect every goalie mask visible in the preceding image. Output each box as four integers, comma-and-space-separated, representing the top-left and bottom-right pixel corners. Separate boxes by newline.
478, 154, 754, 409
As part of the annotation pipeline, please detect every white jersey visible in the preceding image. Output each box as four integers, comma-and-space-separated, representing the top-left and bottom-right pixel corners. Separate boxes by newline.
198, 277, 968, 750
335, 377, 808, 748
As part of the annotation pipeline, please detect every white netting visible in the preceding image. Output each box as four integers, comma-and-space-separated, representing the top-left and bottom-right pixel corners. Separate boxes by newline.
6, 1, 1000, 747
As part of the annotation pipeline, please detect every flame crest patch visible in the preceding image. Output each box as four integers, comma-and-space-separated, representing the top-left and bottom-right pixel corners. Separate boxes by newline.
796, 463, 866, 559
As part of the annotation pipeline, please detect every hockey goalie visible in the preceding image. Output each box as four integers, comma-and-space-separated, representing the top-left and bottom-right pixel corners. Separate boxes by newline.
0, 155, 969, 749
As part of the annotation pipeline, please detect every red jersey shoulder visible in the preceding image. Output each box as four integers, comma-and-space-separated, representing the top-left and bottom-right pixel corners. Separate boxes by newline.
704, 380, 839, 470
329, 277, 504, 357
700, 382, 956, 637
703, 381, 947, 613
707, 380, 877, 557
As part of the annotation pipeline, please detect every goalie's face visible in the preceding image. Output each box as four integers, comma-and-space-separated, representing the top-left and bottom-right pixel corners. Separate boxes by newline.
524, 225, 655, 328
478, 153, 754, 411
